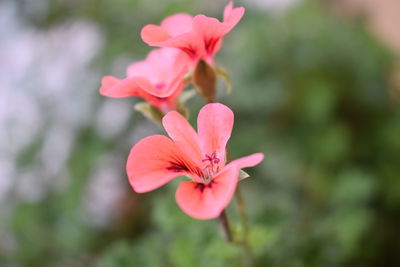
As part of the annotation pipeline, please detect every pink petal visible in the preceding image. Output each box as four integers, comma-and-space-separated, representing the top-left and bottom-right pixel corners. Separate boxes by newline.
226, 153, 264, 170
127, 135, 197, 193
127, 48, 182, 78
223, 1, 234, 18
100, 76, 170, 110
197, 103, 234, 166
159, 33, 204, 60
223, 2, 245, 26
131, 78, 159, 96
100, 76, 158, 97
141, 24, 171, 44
162, 111, 203, 167
126, 61, 151, 79
141, 14, 204, 61
149, 48, 190, 90
160, 73, 184, 104
146, 95, 178, 112
193, 15, 231, 36
142, 25, 204, 61
100, 76, 151, 98
175, 164, 238, 219
127, 48, 190, 97
172, 49, 192, 75
100, 73, 180, 112
160, 13, 193, 36
192, 15, 231, 55
152, 82, 184, 112
210, 38, 222, 59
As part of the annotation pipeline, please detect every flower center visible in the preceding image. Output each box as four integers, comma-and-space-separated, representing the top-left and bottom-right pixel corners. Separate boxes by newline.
201, 152, 220, 183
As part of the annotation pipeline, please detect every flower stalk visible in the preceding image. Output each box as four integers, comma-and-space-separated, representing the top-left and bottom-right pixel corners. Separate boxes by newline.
235, 185, 253, 267
219, 209, 233, 243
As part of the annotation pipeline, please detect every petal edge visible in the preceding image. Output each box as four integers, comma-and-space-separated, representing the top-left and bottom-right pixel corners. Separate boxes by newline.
175, 164, 238, 219
127, 135, 190, 193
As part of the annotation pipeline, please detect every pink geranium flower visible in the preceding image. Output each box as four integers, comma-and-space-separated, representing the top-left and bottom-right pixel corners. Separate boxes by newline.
100, 48, 190, 112
141, 2, 245, 65
126, 103, 263, 219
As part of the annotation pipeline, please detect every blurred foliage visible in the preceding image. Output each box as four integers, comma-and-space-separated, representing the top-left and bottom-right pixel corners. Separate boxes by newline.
2, 0, 400, 266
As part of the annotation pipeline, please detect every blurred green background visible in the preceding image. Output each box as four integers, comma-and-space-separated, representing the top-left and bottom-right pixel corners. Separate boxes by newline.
1, 0, 400, 266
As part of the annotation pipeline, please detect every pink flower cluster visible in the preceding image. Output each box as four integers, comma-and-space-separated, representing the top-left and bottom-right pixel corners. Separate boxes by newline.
100, 2, 264, 220
100, 2, 244, 112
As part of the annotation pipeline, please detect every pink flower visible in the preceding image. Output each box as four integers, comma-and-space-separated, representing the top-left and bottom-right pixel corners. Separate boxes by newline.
141, 2, 245, 65
100, 48, 190, 112
126, 103, 263, 219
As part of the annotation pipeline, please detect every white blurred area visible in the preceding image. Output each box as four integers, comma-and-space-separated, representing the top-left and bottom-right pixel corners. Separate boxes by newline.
0, 1, 136, 228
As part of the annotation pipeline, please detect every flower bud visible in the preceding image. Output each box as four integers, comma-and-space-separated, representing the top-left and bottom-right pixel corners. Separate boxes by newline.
193, 60, 217, 103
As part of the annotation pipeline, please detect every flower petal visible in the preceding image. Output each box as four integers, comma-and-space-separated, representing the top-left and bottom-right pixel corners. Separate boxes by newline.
100, 76, 151, 98
226, 153, 264, 170
127, 48, 189, 97
126, 61, 151, 79
159, 34, 204, 61
127, 48, 183, 79
175, 164, 238, 219
197, 103, 234, 165
142, 29, 203, 61
142, 14, 204, 61
160, 13, 193, 36
165, 52, 190, 94
193, 15, 231, 38
127, 135, 196, 193
192, 15, 232, 55
100, 76, 173, 110
141, 24, 171, 44
223, 2, 245, 26
162, 111, 203, 166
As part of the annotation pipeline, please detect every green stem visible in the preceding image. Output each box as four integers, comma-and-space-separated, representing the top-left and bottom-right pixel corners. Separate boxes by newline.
218, 209, 233, 243
235, 185, 253, 267
235, 185, 249, 237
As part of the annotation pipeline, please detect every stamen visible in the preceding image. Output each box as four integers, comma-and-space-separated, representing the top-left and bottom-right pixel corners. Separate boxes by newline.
201, 152, 221, 181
